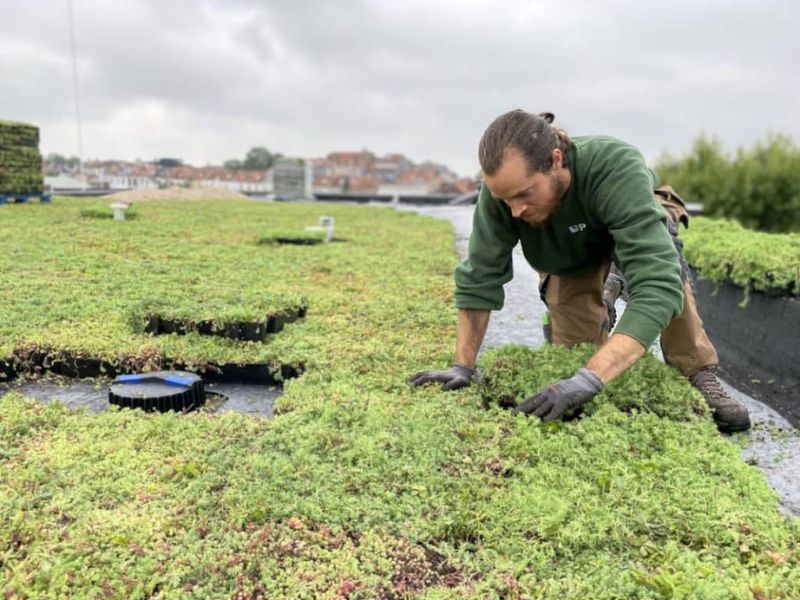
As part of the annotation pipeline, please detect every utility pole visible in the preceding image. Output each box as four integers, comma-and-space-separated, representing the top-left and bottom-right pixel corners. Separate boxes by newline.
67, 0, 85, 189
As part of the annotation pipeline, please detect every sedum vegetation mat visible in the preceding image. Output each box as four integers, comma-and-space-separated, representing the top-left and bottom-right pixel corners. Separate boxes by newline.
1, 199, 799, 598
683, 217, 800, 296
0, 199, 337, 378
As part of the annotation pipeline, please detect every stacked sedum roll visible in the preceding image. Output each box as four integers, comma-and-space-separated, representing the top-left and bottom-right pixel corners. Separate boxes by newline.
0, 120, 44, 196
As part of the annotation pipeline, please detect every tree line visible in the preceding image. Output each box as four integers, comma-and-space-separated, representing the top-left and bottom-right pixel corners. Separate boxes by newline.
45, 147, 282, 172
223, 146, 282, 171
654, 133, 800, 233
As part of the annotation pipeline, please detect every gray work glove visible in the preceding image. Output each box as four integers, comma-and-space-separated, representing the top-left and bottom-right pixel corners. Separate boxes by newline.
602, 270, 625, 332
512, 368, 604, 421
407, 363, 473, 391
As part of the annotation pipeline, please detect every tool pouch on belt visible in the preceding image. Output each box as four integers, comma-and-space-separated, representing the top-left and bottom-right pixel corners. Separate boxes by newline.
654, 185, 691, 285
654, 185, 689, 228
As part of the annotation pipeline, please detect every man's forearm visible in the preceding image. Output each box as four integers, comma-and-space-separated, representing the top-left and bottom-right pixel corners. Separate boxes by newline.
585, 333, 646, 385
455, 308, 491, 368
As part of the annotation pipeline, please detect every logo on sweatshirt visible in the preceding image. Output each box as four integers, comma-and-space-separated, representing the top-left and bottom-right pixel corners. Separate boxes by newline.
569, 223, 587, 234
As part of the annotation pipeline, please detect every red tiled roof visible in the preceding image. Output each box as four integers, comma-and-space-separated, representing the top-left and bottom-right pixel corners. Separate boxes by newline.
382, 153, 410, 163
326, 151, 375, 167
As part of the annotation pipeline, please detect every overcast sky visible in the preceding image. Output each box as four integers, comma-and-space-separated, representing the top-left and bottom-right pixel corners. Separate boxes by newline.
3, 0, 798, 176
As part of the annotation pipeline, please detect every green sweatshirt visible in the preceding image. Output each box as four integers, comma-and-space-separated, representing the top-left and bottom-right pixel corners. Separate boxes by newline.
454, 135, 684, 348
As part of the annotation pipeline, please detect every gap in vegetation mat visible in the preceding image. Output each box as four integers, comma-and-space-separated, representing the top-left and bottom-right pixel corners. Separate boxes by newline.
0, 375, 281, 417
2, 346, 303, 386
257, 227, 329, 245
143, 306, 307, 341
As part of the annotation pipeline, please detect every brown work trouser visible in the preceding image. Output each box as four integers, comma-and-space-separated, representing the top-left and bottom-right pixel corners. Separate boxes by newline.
537, 186, 718, 377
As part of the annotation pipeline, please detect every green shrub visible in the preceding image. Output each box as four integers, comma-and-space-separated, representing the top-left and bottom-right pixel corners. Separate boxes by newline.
655, 133, 800, 233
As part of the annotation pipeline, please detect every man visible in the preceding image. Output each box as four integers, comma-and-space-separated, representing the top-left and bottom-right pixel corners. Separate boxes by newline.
409, 110, 750, 433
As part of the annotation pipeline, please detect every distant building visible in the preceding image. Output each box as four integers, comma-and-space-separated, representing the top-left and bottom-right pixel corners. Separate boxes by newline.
377, 181, 430, 196
61, 160, 274, 194
44, 174, 87, 191
89, 161, 158, 190
311, 158, 334, 178
346, 176, 381, 194
326, 151, 375, 177
42, 149, 471, 198
312, 149, 472, 197
455, 177, 479, 194
190, 167, 272, 193
273, 158, 310, 199
371, 160, 400, 183
313, 175, 346, 194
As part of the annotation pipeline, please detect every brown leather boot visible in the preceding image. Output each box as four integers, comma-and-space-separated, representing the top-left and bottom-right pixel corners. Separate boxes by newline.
688, 367, 751, 433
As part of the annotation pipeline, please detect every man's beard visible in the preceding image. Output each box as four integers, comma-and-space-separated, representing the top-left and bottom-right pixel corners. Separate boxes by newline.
523, 172, 567, 228
551, 170, 568, 200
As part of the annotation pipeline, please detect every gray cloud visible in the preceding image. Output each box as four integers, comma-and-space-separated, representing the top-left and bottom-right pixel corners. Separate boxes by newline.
2, 0, 798, 175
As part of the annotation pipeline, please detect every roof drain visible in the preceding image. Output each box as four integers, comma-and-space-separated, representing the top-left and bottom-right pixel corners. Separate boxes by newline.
303, 215, 335, 242
110, 202, 130, 221
320, 215, 334, 241
108, 371, 206, 412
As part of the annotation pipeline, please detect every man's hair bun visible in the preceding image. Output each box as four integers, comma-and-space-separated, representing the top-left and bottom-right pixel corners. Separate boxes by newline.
538, 112, 555, 124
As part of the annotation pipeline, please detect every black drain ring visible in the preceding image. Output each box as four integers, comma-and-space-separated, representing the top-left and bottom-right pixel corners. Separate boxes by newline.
109, 371, 206, 413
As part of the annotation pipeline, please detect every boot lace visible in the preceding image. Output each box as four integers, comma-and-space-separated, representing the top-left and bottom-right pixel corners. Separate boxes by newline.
689, 367, 727, 404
